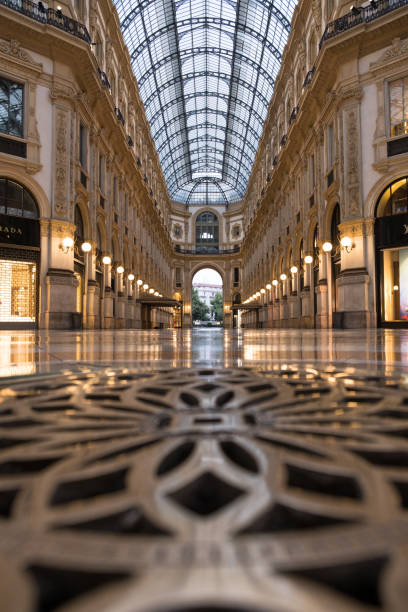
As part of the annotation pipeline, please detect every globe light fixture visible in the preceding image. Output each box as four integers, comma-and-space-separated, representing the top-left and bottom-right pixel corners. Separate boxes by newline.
341, 236, 354, 252
149, 288, 154, 294
272, 279, 278, 286
290, 265, 298, 274
116, 265, 124, 274
143, 283, 149, 290
393, 285, 399, 291
256, 291, 261, 297
128, 273, 135, 281
280, 273, 287, 281
137, 279, 143, 285
81, 241, 92, 252
61, 237, 74, 251
260, 288, 266, 294
322, 241, 333, 252
304, 255, 313, 264
102, 255, 111, 265
266, 283, 272, 290
154, 291, 159, 296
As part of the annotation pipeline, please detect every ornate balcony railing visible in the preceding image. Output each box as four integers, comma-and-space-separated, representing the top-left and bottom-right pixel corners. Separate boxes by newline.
175, 245, 240, 255
0, 0, 91, 43
302, 66, 316, 88
97, 66, 111, 89
114, 107, 125, 126
320, 0, 408, 48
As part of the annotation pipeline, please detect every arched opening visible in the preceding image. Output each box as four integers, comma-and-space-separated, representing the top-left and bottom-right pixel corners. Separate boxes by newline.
375, 177, 408, 326
0, 178, 40, 329
195, 212, 219, 253
330, 203, 341, 324
74, 204, 85, 317
312, 224, 319, 327
192, 267, 223, 327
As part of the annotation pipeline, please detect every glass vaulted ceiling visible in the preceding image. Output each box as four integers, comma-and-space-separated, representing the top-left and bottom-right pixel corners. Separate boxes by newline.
114, 0, 297, 205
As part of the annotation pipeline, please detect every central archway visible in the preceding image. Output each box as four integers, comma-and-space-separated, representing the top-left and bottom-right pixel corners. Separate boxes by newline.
192, 265, 224, 327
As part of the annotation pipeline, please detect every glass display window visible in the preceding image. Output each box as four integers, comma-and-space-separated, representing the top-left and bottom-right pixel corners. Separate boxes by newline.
0, 259, 36, 323
381, 247, 408, 322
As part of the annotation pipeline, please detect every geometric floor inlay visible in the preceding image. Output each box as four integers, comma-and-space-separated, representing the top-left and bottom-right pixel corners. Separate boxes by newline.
1, 365, 408, 611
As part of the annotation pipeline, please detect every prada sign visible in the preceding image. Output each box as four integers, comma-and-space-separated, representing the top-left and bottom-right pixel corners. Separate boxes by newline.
0, 214, 40, 247
375, 213, 408, 248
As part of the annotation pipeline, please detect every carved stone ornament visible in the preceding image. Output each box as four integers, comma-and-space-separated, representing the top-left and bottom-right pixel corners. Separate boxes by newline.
370, 37, 408, 71
173, 223, 183, 239
54, 110, 69, 217
232, 223, 241, 239
346, 107, 361, 217
0, 38, 41, 68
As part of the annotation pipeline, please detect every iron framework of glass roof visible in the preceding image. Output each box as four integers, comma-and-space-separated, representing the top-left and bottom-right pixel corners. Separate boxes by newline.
114, 0, 297, 205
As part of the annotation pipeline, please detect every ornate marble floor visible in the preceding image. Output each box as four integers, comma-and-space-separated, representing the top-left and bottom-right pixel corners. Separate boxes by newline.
0, 327, 408, 379
1, 329, 408, 612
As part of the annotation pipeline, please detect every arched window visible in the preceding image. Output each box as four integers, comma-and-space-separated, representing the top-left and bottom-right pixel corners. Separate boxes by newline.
195, 211, 219, 253
376, 177, 408, 217
74, 205, 84, 242
0, 178, 38, 218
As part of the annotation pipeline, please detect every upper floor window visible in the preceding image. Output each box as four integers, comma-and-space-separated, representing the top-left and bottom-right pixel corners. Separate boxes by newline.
327, 123, 334, 169
196, 211, 219, 253
389, 76, 408, 137
377, 177, 408, 216
79, 124, 87, 171
99, 154, 105, 192
0, 77, 24, 138
309, 154, 315, 191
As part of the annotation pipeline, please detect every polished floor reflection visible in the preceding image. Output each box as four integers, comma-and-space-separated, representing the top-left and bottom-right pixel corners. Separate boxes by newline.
1, 327, 408, 378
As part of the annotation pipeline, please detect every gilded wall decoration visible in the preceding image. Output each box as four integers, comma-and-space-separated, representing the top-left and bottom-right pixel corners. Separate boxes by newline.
54, 109, 69, 218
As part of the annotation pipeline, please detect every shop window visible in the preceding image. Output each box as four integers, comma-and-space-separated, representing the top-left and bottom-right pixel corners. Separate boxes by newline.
0, 179, 38, 218
0, 260, 36, 323
0, 77, 23, 138
389, 76, 408, 137
376, 177, 408, 324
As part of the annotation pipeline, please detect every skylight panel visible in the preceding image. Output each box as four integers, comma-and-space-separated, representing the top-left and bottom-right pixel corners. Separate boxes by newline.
114, 0, 296, 204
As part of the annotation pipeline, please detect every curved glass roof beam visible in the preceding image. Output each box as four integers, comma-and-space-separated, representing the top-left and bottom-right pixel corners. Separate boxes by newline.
114, 0, 297, 205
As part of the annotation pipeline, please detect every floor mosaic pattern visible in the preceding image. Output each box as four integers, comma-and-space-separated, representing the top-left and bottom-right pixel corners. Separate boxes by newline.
1, 365, 408, 611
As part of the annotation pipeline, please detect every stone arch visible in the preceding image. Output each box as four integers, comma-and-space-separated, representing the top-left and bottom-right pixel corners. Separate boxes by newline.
306, 214, 319, 253
323, 196, 342, 241
366, 172, 408, 219
0, 168, 50, 218
190, 261, 225, 286
96, 216, 107, 253
74, 197, 91, 242
111, 232, 121, 264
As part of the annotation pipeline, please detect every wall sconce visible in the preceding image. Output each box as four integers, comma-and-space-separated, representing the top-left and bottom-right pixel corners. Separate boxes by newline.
290, 265, 298, 274
393, 285, 399, 292
149, 288, 155, 294
116, 265, 124, 274
266, 283, 272, 290
143, 283, 149, 290
340, 236, 354, 253
56, 6, 63, 18
322, 241, 333, 252
304, 255, 313, 264
137, 279, 143, 286
256, 291, 261, 297
154, 291, 159, 296
272, 279, 278, 286
59, 237, 74, 253
128, 273, 135, 281
81, 241, 92, 253
102, 255, 111, 265
260, 288, 266, 294
280, 273, 287, 281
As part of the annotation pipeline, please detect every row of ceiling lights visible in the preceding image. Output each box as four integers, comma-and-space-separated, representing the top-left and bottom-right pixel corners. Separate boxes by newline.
243, 237, 356, 304
60, 238, 163, 297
